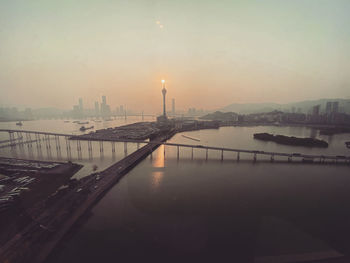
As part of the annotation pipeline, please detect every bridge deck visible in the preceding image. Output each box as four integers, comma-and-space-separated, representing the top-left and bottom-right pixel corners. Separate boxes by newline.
0, 129, 71, 137
0, 129, 349, 161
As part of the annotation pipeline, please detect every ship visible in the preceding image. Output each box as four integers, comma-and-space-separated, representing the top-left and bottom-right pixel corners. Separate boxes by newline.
253, 133, 328, 148
80, 126, 94, 131
16, 121, 23, 126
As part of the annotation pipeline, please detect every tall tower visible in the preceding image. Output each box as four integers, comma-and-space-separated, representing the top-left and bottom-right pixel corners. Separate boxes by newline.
161, 80, 167, 117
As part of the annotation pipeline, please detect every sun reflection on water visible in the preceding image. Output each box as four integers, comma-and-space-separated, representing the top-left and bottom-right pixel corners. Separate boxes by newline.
151, 145, 165, 190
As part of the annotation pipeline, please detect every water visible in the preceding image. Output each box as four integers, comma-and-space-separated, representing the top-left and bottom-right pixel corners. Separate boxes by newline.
1, 121, 350, 262
0, 117, 154, 178
0, 117, 156, 135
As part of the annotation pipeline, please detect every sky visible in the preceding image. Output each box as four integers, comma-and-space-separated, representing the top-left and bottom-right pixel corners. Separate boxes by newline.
0, 0, 349, 113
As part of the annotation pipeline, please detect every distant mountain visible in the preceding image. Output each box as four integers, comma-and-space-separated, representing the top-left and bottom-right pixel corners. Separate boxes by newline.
220, 99, 350, 114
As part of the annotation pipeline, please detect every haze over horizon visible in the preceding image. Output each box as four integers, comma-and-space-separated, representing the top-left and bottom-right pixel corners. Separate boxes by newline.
1, 0, 349, 112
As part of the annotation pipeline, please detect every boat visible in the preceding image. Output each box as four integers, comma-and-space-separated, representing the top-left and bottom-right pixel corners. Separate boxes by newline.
302, 157, 314, 163
80, 126, 94, 131
346, 141, 350, 149
77, 121, 89, 125
16, 121, 23, 126
182, 134, 200, 142
253, 133, 328, 148
64, 120, 70, 123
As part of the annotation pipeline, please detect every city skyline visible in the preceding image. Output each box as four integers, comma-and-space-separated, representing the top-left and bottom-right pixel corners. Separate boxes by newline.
1, 0, 350, 111
1, 2, 350, 263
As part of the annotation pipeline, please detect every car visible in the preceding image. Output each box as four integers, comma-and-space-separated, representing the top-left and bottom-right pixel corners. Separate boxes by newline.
336, 155, 346, 159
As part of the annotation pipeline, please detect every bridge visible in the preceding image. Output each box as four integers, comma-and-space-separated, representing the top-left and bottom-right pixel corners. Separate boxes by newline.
0, 128, 349, 164
1, 128, 348, 263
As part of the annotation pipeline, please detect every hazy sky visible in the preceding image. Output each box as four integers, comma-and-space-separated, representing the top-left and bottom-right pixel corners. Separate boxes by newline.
1, 0, 349, 112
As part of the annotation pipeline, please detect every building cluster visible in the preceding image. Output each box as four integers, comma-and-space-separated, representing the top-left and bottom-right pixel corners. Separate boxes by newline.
281, 101, 348, 125
173, 119, 220, 131
73, 122, 161, 141
187, 108, 205, 116
200, 101, 350, 127
239, 111, 284, 123
94, 96, 111, 118
72, 96, 128, 118
242, 101, 350, 125
0, 107, 33, 121
306, 101, 342, 124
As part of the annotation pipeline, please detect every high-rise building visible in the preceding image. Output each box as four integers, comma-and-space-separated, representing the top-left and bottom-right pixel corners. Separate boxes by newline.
172, 98, 175, 115
187, 108, 197, 116
78, 98, 83, 113
100, 96, 110, 117
120, 105, 124, 115
332, 101, 339, 114
94, 101, 100, 116
312, 105, 320, 116
73, 105, 80, 118
326, 102, 332, 114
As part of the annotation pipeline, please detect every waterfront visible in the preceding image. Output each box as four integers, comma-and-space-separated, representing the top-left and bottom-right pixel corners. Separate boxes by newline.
1, 120, 349, 262
0, 117, 154, 179
40, 124, 349, 263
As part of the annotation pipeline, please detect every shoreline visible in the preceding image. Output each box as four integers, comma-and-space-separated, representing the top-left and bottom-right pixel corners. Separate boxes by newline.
0, 122, 349, 262
217, 122, 350, 135
0, 132, 176, 263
